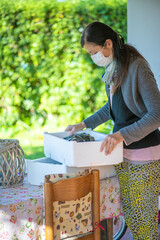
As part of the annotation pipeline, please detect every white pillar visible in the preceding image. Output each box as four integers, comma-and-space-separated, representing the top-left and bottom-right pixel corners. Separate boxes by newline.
127, 0, 160, 89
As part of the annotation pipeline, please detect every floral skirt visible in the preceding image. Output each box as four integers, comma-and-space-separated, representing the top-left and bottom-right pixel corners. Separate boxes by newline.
114, 160, 160, 240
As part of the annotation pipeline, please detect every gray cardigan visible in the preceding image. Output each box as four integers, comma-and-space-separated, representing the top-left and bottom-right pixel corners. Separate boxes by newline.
83, 58, 160, 145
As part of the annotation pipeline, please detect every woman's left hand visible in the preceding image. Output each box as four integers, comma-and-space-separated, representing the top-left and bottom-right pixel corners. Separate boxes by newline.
100, 131, 124, 155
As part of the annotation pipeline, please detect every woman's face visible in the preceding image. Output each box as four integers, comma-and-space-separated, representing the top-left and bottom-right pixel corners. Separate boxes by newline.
84, 39, 113, 57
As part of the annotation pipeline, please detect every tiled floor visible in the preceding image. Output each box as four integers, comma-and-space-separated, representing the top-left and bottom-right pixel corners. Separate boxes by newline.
120, 224, 160, 240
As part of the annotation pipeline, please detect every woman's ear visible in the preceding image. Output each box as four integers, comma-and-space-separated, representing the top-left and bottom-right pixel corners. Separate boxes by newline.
104, 39, 113, 49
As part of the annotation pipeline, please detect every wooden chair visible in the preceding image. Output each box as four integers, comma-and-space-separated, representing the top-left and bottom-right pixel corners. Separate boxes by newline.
44, 169, 100, 240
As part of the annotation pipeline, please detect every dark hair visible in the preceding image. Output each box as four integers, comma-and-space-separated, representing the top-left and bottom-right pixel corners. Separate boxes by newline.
81, 21, 146, 92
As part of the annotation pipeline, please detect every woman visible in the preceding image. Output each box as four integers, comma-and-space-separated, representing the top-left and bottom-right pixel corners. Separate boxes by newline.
65, 21, 160, 239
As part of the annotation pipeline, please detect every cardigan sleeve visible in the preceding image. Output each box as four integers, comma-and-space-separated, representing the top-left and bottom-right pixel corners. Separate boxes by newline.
120, 59, 160, 145
83, 102, 110, 129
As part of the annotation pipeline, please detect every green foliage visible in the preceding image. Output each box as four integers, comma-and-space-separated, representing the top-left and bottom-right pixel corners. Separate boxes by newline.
0, 0, 127, 131
24, 146, 45, 159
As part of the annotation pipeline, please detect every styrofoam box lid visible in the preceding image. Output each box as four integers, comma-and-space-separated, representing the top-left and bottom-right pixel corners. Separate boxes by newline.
43, 130, 123, 167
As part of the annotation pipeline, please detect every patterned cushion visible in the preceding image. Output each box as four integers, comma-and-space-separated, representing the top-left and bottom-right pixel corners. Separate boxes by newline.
53, 192, 92, 240
44, 169, 90, 184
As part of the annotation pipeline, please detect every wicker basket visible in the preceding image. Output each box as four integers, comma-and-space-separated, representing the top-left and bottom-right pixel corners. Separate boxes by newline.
0, 139, 25, 186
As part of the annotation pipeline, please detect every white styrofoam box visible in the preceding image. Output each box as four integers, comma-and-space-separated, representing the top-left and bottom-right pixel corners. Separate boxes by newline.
27, 158, 66, 185
27, 157, 117, 185
43, 130, 123, 167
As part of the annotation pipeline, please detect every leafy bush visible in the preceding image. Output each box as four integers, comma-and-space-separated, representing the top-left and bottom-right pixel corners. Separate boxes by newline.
0, 0, 127, 131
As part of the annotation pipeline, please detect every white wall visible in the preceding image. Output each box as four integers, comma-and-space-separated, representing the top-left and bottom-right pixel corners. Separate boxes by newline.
127, 0, 160, 89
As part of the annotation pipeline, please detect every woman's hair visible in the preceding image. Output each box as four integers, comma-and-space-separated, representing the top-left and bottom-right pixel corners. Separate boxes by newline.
81, 21, 146, 92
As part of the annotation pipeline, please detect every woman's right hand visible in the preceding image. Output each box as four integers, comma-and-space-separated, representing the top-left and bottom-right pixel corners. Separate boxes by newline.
65, 122, 86, 135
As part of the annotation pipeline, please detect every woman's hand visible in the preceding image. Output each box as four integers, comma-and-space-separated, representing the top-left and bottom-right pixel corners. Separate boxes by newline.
65, 122, 86, 135
100, 131, 124, 155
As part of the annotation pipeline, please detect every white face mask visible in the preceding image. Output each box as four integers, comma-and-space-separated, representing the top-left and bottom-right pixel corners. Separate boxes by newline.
91, 50, 113, 67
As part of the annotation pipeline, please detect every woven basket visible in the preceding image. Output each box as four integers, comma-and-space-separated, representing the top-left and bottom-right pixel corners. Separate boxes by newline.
0, 139, 25, 186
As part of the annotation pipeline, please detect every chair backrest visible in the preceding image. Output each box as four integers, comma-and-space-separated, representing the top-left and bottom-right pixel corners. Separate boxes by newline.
44, 169, 100, 240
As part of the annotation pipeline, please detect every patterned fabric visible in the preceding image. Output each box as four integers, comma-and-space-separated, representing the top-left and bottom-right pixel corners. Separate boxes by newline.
100, 177, 123, 220
53, 192, 92, 240
0, 175, 44, 240
101, 60, 117, 86
0, 176, 43, 205
0, 198, 44, 240
44, 169, 89, 184
114, 159, 160, 240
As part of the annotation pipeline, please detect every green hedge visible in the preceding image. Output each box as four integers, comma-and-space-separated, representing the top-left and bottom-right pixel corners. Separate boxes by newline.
0, 0, 127, 130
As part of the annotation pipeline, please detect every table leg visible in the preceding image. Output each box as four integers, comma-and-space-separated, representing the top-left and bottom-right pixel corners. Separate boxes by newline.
100, 219, 108, 240
107, 218, 113, 240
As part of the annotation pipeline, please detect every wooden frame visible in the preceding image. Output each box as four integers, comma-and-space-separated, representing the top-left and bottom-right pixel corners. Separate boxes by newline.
44, 169, 100, 240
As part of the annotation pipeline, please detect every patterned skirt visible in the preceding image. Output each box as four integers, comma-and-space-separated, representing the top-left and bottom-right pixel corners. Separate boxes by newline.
114, 160, 160, 240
